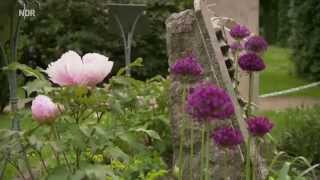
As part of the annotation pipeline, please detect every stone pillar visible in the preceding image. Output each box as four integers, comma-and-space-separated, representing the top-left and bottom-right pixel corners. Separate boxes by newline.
206, 0, 260, 102
166, 0, 267, 179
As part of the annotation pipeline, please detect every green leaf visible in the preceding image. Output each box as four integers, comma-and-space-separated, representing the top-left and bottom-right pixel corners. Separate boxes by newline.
116, 58, 144, 76
3, 63, 45, 80
47, 166, 70, 180
133, 127, 161, 140
72, 164, 115, 180
104, 146, 129, 163
278, 162, 292, 180
23, 79, 50, 96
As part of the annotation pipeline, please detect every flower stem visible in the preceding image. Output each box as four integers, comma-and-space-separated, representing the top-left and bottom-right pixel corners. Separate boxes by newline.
50, 124, 72, 172
224, 150, 229, 180
204, 123, 210, 180
189, 120, 194, 179
246, 72, 254, 117
36, 151, 49, 174
178, 85, 187, 180
200, 124, 206, 180
252, 139, 258, 180
245, 136, 252, 180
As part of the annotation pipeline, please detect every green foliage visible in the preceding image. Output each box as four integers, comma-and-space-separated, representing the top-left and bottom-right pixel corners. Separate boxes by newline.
268, 151, 319, 179
276, 0, 292, 46
265, 107, 320, 165
0, 60, 171, 179
21, 0, 193, 80
289, 0, 320, 80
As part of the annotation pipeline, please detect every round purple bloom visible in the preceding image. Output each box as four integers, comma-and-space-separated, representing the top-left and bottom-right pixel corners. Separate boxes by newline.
247, 117, 274, 137
230, 24, 251, 40
187, 83, 235, 122
230, 42, 243, 54
212, 127, 244, 149
245, 36, 268, 53
238, 52, 266, 72
171, 55, 203, 78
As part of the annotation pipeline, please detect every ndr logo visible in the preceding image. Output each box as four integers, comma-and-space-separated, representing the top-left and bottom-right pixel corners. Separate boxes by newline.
18, 9, 36, 17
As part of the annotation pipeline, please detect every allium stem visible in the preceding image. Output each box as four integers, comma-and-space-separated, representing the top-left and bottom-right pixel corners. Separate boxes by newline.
178, 85, 187, 180
245, 136, 252, 180
200, 124, 206, 180
189, 119, 194, 179
224, 150, 229, 180
204, 123, 210, 180
252, 139, 258, 180
234, 42, 240, 89
246, 72, 254, 117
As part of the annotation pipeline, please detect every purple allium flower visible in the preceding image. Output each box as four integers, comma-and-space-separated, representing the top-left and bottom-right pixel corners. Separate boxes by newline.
245, 36, 268, 53
187, 83, 235, 122
170, 54, 203, 79
247, 117, 274, 137
230, 24, 251, 40
238, 52, 266, 72
230, 42, 243, 54
212, 127, 244, 149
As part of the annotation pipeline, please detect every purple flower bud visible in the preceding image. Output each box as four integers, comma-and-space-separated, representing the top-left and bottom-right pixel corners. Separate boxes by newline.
247, 117, 274, 137
170, 54, 203, 79
245, 36, 268, 53
212, 127, 244, 149
230, 25, 251, 40
238, 52, 266, 72
187, 83, 235, 122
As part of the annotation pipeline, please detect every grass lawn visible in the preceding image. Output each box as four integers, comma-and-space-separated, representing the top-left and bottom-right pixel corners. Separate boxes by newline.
260, 46, 320, 97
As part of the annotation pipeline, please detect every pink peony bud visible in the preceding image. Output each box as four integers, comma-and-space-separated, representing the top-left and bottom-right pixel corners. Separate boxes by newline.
46, 51, 114, 87
31, 95, 59, 124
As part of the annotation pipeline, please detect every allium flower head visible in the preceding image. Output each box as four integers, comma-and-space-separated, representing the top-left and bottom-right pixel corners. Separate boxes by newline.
187, 83, 235, 122
212, 127, 244, 149
31, 95, 59, 124
230, 42, 243, 54
171, 54, 203, 80
247, 117, 274, 137
46, 51, 114, 87
230, 24, 251, 40
238, 52, 266, 72
245, 36, 268, 53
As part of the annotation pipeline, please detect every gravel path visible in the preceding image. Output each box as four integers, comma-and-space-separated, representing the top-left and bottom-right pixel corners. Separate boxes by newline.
258, 96, 320, 111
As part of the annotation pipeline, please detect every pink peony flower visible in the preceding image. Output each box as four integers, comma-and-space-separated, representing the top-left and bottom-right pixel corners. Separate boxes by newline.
31, 95, 59, 124
46, 51, 113, 86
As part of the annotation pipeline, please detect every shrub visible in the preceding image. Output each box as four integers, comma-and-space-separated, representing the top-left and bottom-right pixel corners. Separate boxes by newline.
21, 0, 193, 80
268, 107, 320, 164
290, 0, 320, 80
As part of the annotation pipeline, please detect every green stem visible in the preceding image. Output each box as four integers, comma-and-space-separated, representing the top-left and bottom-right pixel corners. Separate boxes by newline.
200, 124, 206, 180
204, 123, 210, 180
224, 150, 228, 180
36, 151, 49, 174
252, 139, 258, 180
189, 120, 194, 179
50, 125, 72, 171
234, 49, 240, 89
178, 85, 187, 180
245, 136, 252, 180
246, 72, 254, 117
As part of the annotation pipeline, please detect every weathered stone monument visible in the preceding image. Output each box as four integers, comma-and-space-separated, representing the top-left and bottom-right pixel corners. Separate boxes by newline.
206, 0, 260, 102
166, 0, 266, 179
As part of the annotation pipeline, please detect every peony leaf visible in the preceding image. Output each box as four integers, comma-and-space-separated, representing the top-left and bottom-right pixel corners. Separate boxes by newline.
3, 62, 45, 80
133, 127, 161, 140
